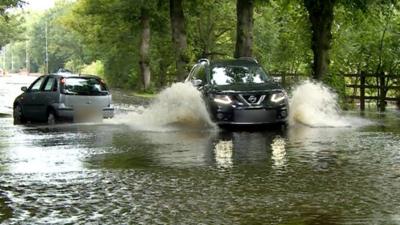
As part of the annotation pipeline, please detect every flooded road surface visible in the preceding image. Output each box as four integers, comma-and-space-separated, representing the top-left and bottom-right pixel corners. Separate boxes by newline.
1, 76, 400, 224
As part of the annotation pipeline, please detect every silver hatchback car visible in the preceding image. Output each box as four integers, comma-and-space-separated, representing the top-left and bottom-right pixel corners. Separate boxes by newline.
13, 74, 114, 124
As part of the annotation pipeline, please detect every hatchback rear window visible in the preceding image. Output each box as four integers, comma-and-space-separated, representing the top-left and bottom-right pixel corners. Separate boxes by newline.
61, 77, 109, 96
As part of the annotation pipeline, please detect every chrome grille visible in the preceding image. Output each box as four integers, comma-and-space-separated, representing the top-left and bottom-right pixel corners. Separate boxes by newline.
237, 94, 266, 105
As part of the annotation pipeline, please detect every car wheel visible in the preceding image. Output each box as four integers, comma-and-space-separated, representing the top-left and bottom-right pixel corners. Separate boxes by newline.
13, 104, 26, 125
279, 122, 288, 131
47, 110, 57, 125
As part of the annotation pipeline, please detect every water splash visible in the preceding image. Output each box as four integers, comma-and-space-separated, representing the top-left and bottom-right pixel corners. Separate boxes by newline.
112, 82, 216, 131
289, 80, 369, 128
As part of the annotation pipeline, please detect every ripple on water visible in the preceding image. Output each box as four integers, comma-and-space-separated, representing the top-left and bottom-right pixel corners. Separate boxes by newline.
0, 103, 400, 224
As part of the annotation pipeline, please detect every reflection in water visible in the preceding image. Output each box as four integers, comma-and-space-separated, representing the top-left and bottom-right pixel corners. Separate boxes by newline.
213, 139, 233, 168
2, 76, 400, 224
271, 136, 286, 169
87, 128, 285, 169
1, 111, 400, 224
1, 121, 118, 174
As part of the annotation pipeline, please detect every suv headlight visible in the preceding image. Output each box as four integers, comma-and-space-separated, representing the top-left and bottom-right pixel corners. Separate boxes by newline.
271, 92, 287, 103
214, 95, 233, 105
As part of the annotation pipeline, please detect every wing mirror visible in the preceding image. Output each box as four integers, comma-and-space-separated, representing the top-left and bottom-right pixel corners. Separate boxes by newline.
21, 86, 28, 92
191, 79, 203, 87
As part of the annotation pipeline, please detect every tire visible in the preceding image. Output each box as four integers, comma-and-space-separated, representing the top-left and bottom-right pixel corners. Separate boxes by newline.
13, 104, 26, 125
279, 121, 288, 131
47, 110, 57, 125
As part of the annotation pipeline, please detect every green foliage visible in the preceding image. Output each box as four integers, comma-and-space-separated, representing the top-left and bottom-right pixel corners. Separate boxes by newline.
330, 1, 400, 100
3, 0, 400, 102
186, 0, 236, 59
80, 60, 105, 77
0, 14, 24, 48
331, 3, 400, 74
254, 0, 312, 74
0, 0, 22, 15
65, 0, 150, 88
26, 1, 87, 73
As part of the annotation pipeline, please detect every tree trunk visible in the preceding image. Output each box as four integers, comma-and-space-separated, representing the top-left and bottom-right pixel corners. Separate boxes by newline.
304, 0, 335, 80
158, 59, 167, 87
378, 71, 387, 112
139, 7, 151, 90
234, 0, 254, 58
170, 0, 188, 81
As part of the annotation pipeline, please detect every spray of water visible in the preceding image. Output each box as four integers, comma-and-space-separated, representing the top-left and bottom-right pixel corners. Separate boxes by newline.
112, 80, 371, 130
112, 82, 216, 131
289, 80, 369, 128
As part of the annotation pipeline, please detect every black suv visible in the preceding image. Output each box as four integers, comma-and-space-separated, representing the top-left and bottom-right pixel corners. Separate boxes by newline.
186, 58, 288, 125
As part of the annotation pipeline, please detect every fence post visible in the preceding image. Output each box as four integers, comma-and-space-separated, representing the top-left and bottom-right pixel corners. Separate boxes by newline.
360, 71, 365, 111
281, 73, 286, 87
379, 71, 386, 112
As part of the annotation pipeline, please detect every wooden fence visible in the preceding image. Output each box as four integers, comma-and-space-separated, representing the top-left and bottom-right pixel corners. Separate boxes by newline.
270, 72, 400, 111
269, 73, 308, 88
344, 72, 399, 111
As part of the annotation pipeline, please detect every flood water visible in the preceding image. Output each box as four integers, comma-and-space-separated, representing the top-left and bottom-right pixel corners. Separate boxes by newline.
1, 75, 400, 224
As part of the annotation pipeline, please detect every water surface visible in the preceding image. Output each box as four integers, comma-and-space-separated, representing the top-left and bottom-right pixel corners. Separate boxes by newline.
0, 76, 399, 224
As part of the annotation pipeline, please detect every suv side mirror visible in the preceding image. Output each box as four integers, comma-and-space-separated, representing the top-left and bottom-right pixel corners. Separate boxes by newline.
192, 79, 203, 87
21, 86, 28, 92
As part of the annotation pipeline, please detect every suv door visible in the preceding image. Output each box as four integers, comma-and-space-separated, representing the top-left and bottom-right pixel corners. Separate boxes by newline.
22, 76, 46, 120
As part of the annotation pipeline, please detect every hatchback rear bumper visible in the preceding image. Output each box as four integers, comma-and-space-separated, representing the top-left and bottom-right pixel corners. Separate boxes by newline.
57, 107, 114, 120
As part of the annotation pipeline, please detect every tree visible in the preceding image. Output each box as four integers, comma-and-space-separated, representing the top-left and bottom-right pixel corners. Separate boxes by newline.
170, 0, 188, 81
0, 15, 23, 48
331, 1, 400, 110
68, 0, 145, 88
0, 0, 21, 16
303, 0, 336, 80
186, 0, 236, 59
234, 0, 254, 58
0, 0, 23, 48
139, 7, 151, 90
67, 0, 172, 90
303, 0, 396, 81
253, 1, 311, 74
28, 1, 87, 73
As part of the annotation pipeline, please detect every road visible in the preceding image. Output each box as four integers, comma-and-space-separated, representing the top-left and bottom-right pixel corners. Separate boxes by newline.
0, 75, 400, 224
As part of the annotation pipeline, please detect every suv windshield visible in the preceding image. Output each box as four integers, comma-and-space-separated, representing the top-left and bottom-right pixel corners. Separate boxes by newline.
61, 77, 109, 96
210, 65, 271, 85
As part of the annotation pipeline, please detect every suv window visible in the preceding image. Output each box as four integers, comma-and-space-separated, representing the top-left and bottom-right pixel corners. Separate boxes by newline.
210, 65, 271, 85
43, 77, 57, 92
29, 76, 46, 92
61, 77, 109, 96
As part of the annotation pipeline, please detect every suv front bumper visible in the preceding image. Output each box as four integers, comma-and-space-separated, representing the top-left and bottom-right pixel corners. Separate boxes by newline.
210, 105, 288, 125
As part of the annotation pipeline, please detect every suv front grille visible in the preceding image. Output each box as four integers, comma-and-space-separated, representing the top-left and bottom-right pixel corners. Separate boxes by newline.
237, 94, 266, 105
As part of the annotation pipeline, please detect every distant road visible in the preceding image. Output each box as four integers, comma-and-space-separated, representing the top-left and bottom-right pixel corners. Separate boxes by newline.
0, 72, 41, 77
0, 74, 38, 115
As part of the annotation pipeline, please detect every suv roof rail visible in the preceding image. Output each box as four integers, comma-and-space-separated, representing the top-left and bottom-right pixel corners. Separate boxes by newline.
238, 57, 258, 63
198, 58, 210, 64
